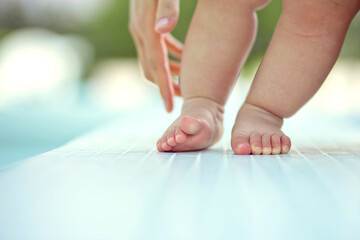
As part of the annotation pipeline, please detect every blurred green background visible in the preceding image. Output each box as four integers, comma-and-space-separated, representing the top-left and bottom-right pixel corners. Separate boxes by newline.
1, 0, 359, 74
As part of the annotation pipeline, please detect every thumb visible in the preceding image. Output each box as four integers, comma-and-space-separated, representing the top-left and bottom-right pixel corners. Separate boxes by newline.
155, 0, 179, 34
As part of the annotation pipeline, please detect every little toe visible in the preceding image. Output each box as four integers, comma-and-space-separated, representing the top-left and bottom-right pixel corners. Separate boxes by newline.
156, 141, 163, 152
180, 116, 204, 135
261, 133, 272, 155
281, 135, 291, 154
175, 127, 187, 144
271, 135, 281, 155
231, 134, 251, 155
250, 133, 262, 155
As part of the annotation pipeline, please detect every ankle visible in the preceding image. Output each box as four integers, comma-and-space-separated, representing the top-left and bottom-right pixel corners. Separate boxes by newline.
183, 97, 225, 114
182, 97, 225, 125
242, 102, 284, 126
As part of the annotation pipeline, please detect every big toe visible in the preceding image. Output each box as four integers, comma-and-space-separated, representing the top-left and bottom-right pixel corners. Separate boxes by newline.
231, 134, 252, 155
180, 116, 204, 135
281, 135, 291, 154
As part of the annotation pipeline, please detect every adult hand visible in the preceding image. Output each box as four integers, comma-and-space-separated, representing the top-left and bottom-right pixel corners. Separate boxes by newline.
129, 0, 183, 112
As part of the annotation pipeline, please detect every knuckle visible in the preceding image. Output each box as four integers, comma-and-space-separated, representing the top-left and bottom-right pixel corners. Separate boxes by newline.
144, 71, 153, 81
129, 19, 144, 35
161, 1, 177, 11
135, 20, 148, 35
159, 1, 178, 16
129, 17, 145, 33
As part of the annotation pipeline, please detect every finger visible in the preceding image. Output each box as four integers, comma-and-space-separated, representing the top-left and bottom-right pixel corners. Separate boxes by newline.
155, 0, 180, 33
165, 34, 183, 58
169, 60, 181, 96
169, 60, 181, 76
173, 82, 181, 96
145, 35, 175, 112
130, 28, 154, 82
154, 62, 175, 112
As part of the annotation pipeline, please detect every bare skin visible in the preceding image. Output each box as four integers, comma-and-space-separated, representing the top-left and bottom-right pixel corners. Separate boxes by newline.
134, 0, 359, 154
129, 0, 183, 112
157, 98, 224, 152
157, 0, 263, 152
231, 0, 360, 155
231, 103, 291, 155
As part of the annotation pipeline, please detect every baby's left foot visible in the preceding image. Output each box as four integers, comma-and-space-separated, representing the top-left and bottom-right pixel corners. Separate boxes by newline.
231, 102, 291, 155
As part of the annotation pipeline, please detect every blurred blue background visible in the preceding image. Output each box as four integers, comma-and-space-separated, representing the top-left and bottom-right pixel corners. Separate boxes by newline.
0, 0, 359, 164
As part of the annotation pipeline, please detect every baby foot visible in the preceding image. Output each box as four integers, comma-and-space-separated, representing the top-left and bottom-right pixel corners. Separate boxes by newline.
231, 102, 291, 155
157, 97, 224, 152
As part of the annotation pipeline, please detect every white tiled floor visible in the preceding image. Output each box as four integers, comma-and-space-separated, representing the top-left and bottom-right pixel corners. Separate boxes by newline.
0, 109, 359, 240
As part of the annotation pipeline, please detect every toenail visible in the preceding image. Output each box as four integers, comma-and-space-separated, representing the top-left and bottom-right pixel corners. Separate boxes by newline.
175, 134, 184, 143
170, 138, 177, 145
263, 148, 271, 154
282, 146, 289, 153
237, 144, 244, 148
272, 148, 281, 154
175, 134, 181, 141
237, 143, 248, 151
162, 142, 167, 148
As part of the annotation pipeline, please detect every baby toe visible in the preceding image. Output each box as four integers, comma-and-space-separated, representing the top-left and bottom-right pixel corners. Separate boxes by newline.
180, 116, 203, 135
271, 134, 281, 155
231, 133, 251, 155
167, 133, 177, 147
250, 133, 262, 155
261, 133, 272, 155
281, 135, 291, 154
156, 141, 163, 152
161, 141, 172, 151
175, 127, 187, 144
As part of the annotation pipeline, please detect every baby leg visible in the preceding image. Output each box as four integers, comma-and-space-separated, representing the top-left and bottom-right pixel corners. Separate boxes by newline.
232, 0, 360, 155
157, 0, 270, 152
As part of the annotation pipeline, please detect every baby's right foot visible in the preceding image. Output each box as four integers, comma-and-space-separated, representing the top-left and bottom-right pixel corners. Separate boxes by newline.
156, 97, 224, 152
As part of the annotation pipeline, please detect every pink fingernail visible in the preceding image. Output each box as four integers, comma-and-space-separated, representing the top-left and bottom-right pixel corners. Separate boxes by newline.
156, 18, 170, 30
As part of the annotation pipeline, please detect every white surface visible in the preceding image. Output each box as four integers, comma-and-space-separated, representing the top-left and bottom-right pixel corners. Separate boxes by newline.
0, 111, 360, 240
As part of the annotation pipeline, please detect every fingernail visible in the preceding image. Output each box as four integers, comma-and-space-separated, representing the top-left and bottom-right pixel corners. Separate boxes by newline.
156, 18, 170, 30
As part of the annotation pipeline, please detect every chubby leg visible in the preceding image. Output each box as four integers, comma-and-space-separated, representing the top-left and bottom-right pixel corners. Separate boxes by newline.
157, 0, 270, 152
232, 0, 360, 155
